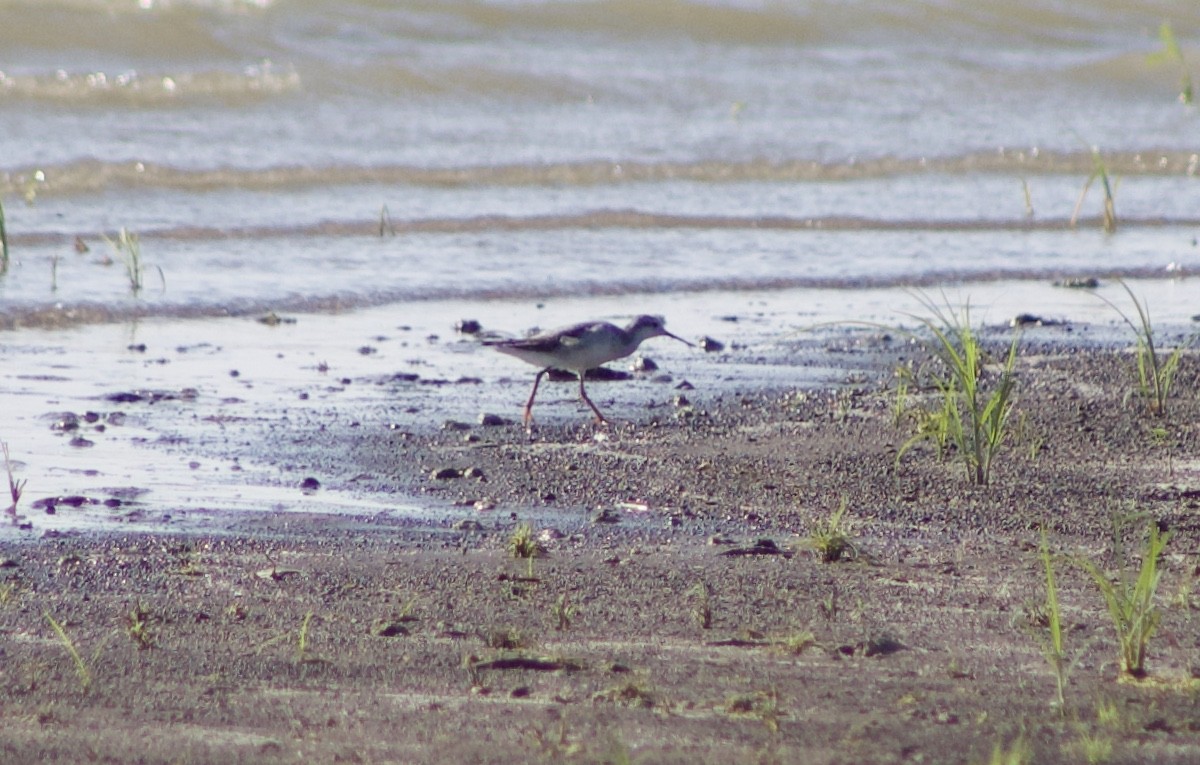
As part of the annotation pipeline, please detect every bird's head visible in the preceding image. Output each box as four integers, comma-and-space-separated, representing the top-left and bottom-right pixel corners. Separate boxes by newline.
626, 315, 693, 347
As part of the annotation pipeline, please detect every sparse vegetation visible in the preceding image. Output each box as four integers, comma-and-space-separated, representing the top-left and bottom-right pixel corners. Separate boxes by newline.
0, 196, 9, 275
3, 440, 26, 515
776, 629, 818, 655
594, 679, 658, 709
295, 610, 316, 664
126, 601, 156, 650
379, 204, 395, 236
1068, 727, 1115, 765
1070, 146, 1117, 233
1077, 516, 1171, 679
45, 612, 92, 692
724, 688, 781, 732
1149, 22, 1194, 105
507, 522, 545, 577
897, 293, 1020, 485
803, 498, 858, 562
1097, 280, 1196, 419
687, 581, 713, 630
551, 593, 577, 631
1031, 527, 1070, 711
978, 737, 1032, 765
103, 227, 164, 294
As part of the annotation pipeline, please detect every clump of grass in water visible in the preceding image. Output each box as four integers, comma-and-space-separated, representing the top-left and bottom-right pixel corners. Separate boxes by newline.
3, 441, 26, 516
1096, 280, 1196, 419
104, 227, 164, 294
1149, 22, 1194, 105
0, 197, 9, 276
1070, 145, 1117, 234
804, 498, 858, 562
1077, 514, 1171, 679
897, 293, 1020, 486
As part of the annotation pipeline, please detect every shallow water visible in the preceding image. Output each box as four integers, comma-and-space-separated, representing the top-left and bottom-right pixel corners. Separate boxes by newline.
1, 1, 1198, 532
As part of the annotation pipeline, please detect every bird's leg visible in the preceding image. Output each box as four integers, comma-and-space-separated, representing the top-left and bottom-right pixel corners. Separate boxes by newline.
523, 368, 549, 427
577, 372, 608, 424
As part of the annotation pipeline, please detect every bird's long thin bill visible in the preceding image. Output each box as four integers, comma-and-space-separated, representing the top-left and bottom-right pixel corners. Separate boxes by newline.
665, 331, 694, 347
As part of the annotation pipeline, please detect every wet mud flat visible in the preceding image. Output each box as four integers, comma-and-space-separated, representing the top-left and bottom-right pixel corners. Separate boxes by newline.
2, 336, 1200, 764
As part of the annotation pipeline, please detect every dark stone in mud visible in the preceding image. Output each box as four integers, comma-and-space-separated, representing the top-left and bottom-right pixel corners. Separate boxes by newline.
442, 421, 472, 431
719, 538, 790, 557
630, 355, 658, 372
50, 413, 80, 432
582, 367, 630, 381
357, 346, 377, 355
477, 413, 507, 427
1054, 276, 1100, 289
699, 336, 725, 352
452, 519, 484, 531
127, 343, 147, 352
371, 620, 411, 637
455, 319, 482, 334
256, 312, 296, 326
300, 477, 321, 492
69, 437, 94, 448
104, 389, 197, 404
590, 507, 621, 524
1010, 313, 1065, 328
839, 633, 907, 658
32, 495, 94, 511
432, 467, 462, 480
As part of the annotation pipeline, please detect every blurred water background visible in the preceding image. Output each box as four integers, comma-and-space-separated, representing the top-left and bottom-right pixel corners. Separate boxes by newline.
1, 0, 1198, 322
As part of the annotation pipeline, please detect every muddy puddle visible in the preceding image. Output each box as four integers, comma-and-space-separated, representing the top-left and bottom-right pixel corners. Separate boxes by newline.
1, 280, 1193, 539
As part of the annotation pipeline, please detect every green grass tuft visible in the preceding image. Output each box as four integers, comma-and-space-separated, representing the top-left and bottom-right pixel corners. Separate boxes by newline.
1096, 280, 1196, 419
0, 196, 9, 276
507, 522, 545, 577
1149, 22, 1194, 105
804, 498, 858, 563
1070, 145, 1117, 233
1077, 515, 1171, 678
1031, 527, 1072, 711
897, 293, 1019, 485
45, 612, 92, 692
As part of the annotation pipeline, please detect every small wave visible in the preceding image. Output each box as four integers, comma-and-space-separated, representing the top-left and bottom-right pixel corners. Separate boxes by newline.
7, 210, 1200, 249
5, 150, 1199, 198
0, 264, 1182, 332
0, 63, 299, 106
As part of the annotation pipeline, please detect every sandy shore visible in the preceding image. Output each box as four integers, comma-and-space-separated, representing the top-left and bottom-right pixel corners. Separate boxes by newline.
2, 334, 1199, 764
